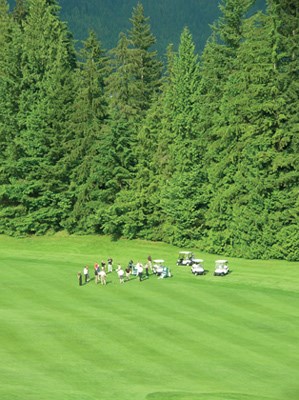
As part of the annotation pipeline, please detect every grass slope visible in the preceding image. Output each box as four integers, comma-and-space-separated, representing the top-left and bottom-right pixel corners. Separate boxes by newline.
0, 234, 298, 400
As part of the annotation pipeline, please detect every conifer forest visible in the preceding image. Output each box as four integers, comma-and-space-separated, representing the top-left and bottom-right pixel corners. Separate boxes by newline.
0, 0, 298, 260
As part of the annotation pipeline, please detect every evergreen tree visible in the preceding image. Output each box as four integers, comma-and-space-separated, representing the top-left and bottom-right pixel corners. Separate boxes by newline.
265, 0, 299, 260
204, 12, 281, 256
0, 0, 20, 150
0, 0, 24, 234
0, 0, 76, 235
0, 0, 17, 153
127, 1, 162, 113
63, 30, 109, 233
199, 0, 256, 141
102, 2, 162, 238
202, 6, 298, 260
106, 2, 162, 120
198, 0, 259, 254
12, 0, 29, 24
216, 0, 255, 50
105, 44, 175, 241
0, 0, 12, 158
158, 27, 204, 245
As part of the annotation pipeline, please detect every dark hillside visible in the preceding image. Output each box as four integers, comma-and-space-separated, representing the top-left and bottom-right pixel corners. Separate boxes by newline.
7, 0, 266, 53
58, 0, 220, 53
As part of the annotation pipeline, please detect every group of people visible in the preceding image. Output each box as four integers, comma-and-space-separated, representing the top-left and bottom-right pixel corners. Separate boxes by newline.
77, 256, 153, 286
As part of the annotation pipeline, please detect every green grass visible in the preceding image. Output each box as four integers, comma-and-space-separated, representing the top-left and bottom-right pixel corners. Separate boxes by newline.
0, 234, 299, 400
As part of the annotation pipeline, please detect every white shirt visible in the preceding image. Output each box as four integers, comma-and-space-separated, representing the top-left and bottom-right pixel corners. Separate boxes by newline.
137, 265, 143, 274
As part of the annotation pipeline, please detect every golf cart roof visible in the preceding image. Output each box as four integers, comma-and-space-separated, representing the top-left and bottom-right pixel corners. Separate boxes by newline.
215, 260, 228, 264
193, 259, 204, 263
153, 259, 164, 263
179, 251, 193, 254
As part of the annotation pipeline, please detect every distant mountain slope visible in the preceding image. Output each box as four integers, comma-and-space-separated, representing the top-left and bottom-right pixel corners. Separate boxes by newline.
8, 0, 266, 54
58, 0, 221, 54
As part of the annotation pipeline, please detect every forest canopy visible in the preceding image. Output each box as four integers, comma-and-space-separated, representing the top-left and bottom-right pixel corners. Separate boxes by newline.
0, 0, 298, 261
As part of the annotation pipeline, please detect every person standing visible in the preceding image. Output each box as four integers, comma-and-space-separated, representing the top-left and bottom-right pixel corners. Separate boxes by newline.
125, 266, 131, 281
145, 262, 150, 278
117, 265, 125, 284
77, 272, 82, 286
107, 257, 113, 273
148, 256, 153, 273
83, 266, 90, 283
94, 263, 100, 284
136, 262, 143, 282
99, 267, 107, 285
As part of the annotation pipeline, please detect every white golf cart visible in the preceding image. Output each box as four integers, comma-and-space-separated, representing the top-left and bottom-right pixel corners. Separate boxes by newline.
214, 260, 229, 276
191, 259, 205, 276
153, 259, 171, 278
177, 251, 194, 266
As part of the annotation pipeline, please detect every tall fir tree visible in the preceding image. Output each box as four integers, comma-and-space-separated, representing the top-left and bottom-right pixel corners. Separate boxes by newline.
63, 30, 109, 233
101, 2, 162, 238
0, 0, 17, 154
216, 0, 255, 50
264, 0, 299, 260
198, 0, 259, 254
12, 0, 28, 24
0, 0, 76, 235
0, 0, 24, 233
201, 4, 299, 260
204, 12, 282, 257
106, 44, 176, 240
157, 27, 204, 245
0, 0, 12, 159
127, 1, 162, 114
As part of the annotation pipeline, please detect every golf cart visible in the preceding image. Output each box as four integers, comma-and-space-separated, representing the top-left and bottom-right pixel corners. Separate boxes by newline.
153, 260, 171, 278
177, 251, 194, 266
214, 260, 229, 276
191, 259, 205, 276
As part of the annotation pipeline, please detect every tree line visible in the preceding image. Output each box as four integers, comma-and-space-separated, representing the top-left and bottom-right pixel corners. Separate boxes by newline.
0, 0, 298, 260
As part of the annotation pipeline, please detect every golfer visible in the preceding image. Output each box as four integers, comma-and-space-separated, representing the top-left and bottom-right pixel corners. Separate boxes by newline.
136, 262, 143, 282
117, 265, 125, 283
99, 267, 107, 285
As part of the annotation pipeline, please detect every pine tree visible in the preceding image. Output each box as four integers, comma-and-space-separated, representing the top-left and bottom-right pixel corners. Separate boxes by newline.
205, 12, 281, 257
12, 0, 28, 24
106, 44, 175, 241
127, 2, 162, 114
158, 27, 204, 245
0, 0, 17, 152
198, 0, 259, 254
216, 0, 255, 50
0, 0, 76, 235
264, 0, 299, 260
0, 0, 12, 159
63, 30, 109, 233
201, 5, 298, 260
0, 0, 20, 151
0, 0, 25, 234
102, 2, 162, 238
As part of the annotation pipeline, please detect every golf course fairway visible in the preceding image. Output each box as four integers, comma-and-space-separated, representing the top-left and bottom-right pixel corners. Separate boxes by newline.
0, 234, 298, 400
